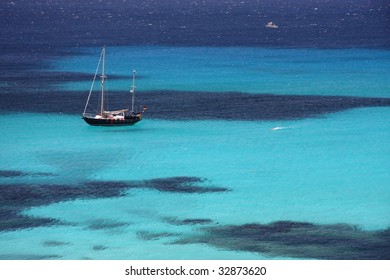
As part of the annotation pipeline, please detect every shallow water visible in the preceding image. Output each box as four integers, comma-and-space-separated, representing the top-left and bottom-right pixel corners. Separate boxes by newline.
1, 0, 389, 260
1, 106, 389, 259
53, 47, 390, 97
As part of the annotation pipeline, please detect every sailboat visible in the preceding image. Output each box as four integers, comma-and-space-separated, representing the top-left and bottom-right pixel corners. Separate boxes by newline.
82, 46, 146, 126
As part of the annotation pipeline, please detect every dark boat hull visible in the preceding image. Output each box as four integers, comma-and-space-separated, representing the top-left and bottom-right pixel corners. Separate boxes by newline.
82, 115, 142, 126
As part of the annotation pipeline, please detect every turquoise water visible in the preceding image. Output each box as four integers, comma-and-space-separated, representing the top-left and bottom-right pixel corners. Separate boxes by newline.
1, 46, 389, 259
53, 47, 390, 97
1, 108, 389, 259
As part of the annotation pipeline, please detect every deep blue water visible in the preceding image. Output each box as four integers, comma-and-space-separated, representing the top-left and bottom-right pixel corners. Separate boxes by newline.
0, 0, 389, 260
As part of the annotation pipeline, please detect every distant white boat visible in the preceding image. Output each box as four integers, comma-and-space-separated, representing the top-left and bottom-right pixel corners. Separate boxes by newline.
266, 21, 279, 29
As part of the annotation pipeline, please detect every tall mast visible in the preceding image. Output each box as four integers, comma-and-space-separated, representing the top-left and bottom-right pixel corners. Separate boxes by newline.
131, 70, 136, 113
100, 46, 106, 115
83, 47, 103, 115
